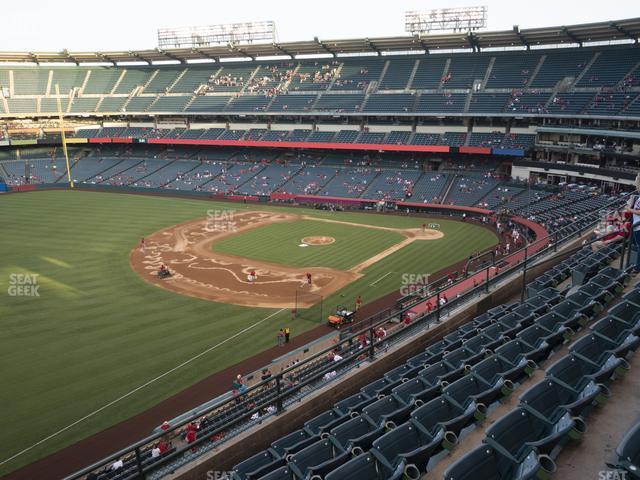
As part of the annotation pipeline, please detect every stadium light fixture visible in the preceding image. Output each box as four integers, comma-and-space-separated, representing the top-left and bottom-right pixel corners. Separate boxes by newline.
405, 6, 488, 34
158, 21, 276, 49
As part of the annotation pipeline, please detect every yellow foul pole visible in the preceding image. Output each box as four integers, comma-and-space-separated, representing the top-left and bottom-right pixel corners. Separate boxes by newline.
55, 84, 74, 188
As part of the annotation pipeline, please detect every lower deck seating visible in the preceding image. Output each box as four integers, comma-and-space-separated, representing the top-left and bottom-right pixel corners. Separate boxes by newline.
226, 242, 634, 480
362, 169, 421, 201
320, 167, 379, 198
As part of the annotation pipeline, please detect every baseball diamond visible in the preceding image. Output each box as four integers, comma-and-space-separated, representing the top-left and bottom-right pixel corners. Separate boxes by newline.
130, 211, 443, 308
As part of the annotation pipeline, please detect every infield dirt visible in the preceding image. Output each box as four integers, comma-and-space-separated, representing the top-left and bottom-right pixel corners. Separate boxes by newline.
130, 211, 443, 308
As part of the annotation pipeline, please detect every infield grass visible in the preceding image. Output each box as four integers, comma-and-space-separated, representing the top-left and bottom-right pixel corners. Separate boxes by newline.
0, 190, 497, 475
213, 219, 405, 269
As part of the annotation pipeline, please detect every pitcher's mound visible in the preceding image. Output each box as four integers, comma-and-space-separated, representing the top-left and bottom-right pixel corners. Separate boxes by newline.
302, 236, 336, 246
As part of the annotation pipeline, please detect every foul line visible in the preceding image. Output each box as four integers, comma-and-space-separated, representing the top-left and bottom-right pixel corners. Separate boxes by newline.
0, 308, 286, 467
370, 271, 394, 286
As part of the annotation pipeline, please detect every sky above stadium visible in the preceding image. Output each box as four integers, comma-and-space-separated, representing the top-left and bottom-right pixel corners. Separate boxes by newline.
4, 0, 640, 52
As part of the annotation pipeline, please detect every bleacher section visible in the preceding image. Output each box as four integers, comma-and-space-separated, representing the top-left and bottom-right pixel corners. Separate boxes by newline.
165, 161, 226, 191
13, 68, 49, 95
362, 169, 421, 201
144, 68, 183, 93
172, 67, 218, 93
278, 165, 337, 195
83, 68, 121, 95
268, 94, 316, 112
333, 59, 384, 90
410, 57, 448, 89
320, 166, 379, 198
410, 172, 450, 203
415, 93, 467, 113
547, 93, 596, 115
468, 93, 510, 114
363, 94, 415, 113
445, 173, 500, 206
577, 47, 640, 87
238, 164, 303, 196
315, 94, 365, 113
486, 52, 541, 89
505, 91, 551, 114
444, 54, 491, 89
379, 59, 415, 90
0, 45, 638, 119
186, 95, 232, 112
115, 69, 152, 94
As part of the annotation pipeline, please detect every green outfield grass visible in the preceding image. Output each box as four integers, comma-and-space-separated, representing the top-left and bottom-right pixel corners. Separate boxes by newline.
0, 190, 498, 475
214, 219, 405, 269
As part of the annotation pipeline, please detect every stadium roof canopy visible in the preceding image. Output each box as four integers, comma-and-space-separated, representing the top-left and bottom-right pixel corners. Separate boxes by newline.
1, 17, 639, 65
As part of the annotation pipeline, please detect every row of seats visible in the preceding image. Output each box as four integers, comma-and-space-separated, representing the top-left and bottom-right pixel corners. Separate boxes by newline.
229, 242, 629, 480
446, 262, 639, 479
5, 90, 640, 116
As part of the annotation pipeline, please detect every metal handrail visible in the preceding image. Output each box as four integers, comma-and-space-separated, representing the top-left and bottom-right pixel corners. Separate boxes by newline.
64, 197, 626, 480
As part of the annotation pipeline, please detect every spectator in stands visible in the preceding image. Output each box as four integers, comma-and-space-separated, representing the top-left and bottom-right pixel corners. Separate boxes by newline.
591, 213, 630, 252
231, 374, 246, 395
591, 224, 621, 250
151, 444, 161, 458
626, 174, 640, 273
442, 294, 451, 316
185, 428, 197, 451
200, 416, 210, 430
111, 459, 124, 472
157, 439, 169, 455
323, 370, 338, 381
374, 327, 386, 340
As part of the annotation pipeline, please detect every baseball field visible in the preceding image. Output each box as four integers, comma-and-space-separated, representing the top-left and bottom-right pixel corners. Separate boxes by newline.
0, 189, 498, 475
